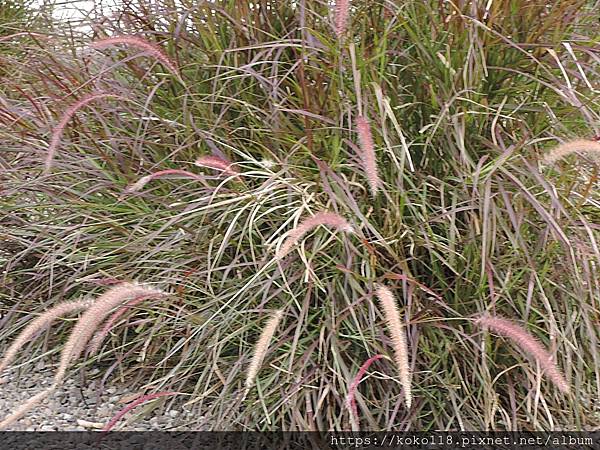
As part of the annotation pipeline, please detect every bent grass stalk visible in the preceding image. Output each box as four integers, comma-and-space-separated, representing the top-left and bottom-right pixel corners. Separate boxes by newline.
475, 315, 569, 393
89, 35, 179, 77
346, 354, 387, 425
375, 284, 412, 409
125, 169, 205, 193
102, 392, 178, 432
44, 92, 125, 174
0, 283, 165, 429
275, 211, 354, 259
87, 295, 154, 356
0, 299, 92, 374
54, 283, 165, 384
194, 155, 240, 178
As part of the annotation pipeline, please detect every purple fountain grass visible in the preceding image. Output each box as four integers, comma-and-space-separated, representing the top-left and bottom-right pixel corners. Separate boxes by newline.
543, 139, 600, 164
125, 169, 205, 193
475, 315, 570, 393
355, 115, 380, 196
334, 0, 350, 38
245, 310, 284, 393
89, 35, 179, 77
102, 391, 178, 432
275, 211, 354, 259
0, 299, 92, 374
43, 92, 125, 174
194, 155, 240, 178
346, 354, 386, 424
375, 284, 412, 409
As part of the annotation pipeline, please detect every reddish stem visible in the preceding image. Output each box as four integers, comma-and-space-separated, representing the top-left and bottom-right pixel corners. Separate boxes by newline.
102, 391, 178, 432
346, 354, 386, 424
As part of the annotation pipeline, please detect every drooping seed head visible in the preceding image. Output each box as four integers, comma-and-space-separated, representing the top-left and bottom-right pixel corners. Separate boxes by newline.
89, 35, 179, 77
542, 139, 600, 165
275, 211, 354, 259
475, 314, 569, 394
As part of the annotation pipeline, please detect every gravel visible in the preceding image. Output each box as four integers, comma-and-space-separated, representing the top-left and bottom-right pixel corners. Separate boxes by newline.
0, 365, 201, 431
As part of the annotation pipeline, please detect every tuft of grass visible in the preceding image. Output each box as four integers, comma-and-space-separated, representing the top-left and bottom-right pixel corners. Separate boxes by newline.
1, 0, 599, 431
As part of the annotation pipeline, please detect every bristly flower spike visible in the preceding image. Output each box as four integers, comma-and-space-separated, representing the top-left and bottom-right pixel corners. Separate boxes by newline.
245, 310, 284, 393
475, 314, 569, 393
194, 155, 240, 178
44, 92, 125, 174
542, 139, 600, 165
89, 35, 179, 77
275, 211, 354, 259
334, 0, 350, 38
375, 284, 412, 409
355, 115, 380, 196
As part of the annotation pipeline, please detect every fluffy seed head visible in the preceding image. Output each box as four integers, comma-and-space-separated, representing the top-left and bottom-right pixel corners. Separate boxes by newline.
475, 314, 569, 393
375, 284, 412, 409
356, 115, 380, 196
194, 155, 240, 178
334, 0, 350, 38
89, 35, 179, 77
54, 283, 165, 384
44, 92, 125, 174
275, 211, 354, 259
0, 299, 92, 374
245, 310, 284, 392
542, 139, 600, 165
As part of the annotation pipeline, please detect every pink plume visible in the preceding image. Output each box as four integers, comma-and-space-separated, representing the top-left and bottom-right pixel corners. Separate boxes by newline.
475, 315, 569, 393
102, 391, 178, 432
335, 0, 350, 38
89, 35, 179, 77
356, 116, 380, 196
194, 155, 240, 178
44, 92, 125, 174
276, 211, 354, 259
